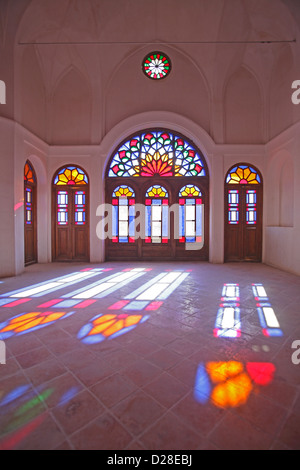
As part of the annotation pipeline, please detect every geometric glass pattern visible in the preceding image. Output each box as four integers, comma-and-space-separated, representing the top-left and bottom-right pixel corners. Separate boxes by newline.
142, 51, 171, 80
57, 191, 68, 225
145, 186, 169, 244
25, 188, 33, 225
74, 191, 86, 225
246, 190, 257, 225
108, 130, 206, 178
228, 189, 239, 225
112, 186, 135, 243
179, 185, 203, 243
53, 166, 88, 185
226, 164, 261, 184
24, 161, 36, 184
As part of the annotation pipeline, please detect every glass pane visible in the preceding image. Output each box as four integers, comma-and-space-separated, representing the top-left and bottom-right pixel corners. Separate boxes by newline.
152, 205, 162, 221
185, 205, 195, 221
119, 221, 129, 237
186, 221, 195, 237
119, 205, 129, 221
152, 221, 162, 237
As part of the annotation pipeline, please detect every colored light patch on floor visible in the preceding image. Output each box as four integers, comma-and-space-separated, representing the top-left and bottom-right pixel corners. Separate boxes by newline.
77, 313, 149, 344
194, 361, 276, 408
214, 305, 241, 338
0, 299, 31, 307
0, 269, 106, 298
118, 271, 190, 311
0, 311, 75, 339
63, 268, 148, 300
214, 283, 241, 338
252, 283, 283, 337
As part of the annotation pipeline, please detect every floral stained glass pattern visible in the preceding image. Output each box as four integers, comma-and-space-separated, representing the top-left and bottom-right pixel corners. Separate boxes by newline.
142, 52, 171, 80
226, 165, 261, 184
108, 131, 206, 178
53, 166, 88, 185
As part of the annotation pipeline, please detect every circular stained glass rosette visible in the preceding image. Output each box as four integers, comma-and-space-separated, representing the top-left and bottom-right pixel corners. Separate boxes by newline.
142, 52, 171, 80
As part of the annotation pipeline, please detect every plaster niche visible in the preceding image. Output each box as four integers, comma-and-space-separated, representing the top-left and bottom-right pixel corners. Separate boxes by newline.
224, 66, 263, 144
51, 67, 92, 145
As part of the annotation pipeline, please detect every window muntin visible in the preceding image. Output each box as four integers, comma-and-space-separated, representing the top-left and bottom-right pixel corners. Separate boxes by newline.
112, 185, 135, 243
179, 185, 203, 243
145, 185, 169, 244
108, 131, 206, 178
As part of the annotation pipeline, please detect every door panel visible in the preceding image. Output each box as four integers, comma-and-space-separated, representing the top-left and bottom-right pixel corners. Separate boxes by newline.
225, 185, 262, 262
53, 187, 89, 261
24, 183, 37, 266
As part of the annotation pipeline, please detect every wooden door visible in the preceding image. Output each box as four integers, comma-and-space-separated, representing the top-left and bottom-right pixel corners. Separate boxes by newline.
52, 186, 89, 261
24, 183, 37, 265
225, 184, 262, 262
24, 161, 37, 266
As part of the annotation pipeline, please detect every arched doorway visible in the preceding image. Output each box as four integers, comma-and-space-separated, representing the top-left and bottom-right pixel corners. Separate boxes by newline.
24, 161, 37, 266
105, 129, 209, 261
224, 163, 263, 262
52, 165, 90, 261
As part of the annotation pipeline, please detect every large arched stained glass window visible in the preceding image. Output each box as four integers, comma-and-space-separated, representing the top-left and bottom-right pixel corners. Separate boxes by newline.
145, 185, 169, 244
107, 131, 206, 178
112, 185, 135, 243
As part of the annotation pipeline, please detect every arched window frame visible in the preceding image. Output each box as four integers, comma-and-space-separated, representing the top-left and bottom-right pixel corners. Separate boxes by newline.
145, 185, 169, 244
225, 163, 262, 227
178, 184, 203, 244
111, 185, 136, 243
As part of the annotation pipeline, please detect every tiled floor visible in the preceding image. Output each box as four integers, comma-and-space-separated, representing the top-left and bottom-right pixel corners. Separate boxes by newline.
0, 261, 299, 450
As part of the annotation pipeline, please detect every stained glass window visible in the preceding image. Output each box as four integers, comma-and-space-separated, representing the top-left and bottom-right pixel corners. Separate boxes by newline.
53, 166, 88, 185
112, 186, 135, 243
145, 185, 169, 244
178, 185, 203, 243
142, 52, 171, 80
75, 191, 86, 225
24, 161, 36, 184
226, 165, 261, 184
25, 188, 33, 225
108, 131, 206, 178
228, 190, 239, 225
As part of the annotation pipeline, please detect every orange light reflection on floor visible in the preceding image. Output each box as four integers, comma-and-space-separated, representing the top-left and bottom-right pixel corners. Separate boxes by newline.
194, 361, 275, 409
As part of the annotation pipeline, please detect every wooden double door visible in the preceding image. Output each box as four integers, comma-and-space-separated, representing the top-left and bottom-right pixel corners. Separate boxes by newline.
52, 186, 89, 261
224, 185, 262, 262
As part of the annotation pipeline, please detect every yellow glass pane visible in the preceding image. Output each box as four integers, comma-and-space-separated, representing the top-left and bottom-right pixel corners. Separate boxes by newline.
64, 169, 72, 180
247, 172, 258, 183
243, 167, 251, 179
58, 174, 69, 183
236, 168, 244, 179
230, 173, 240, 182
72, 169, 79, 181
